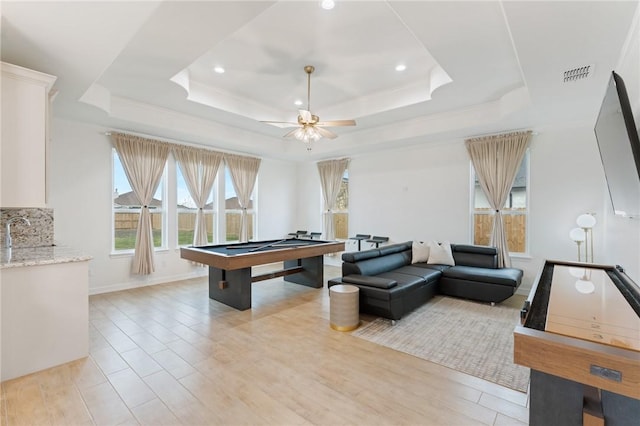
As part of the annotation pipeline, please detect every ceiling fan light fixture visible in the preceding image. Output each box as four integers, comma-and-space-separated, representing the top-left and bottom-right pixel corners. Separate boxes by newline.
309, 129, 321, 142
293, 127, 305, 140
261, 65, 355, 150
294, 126, 321, 143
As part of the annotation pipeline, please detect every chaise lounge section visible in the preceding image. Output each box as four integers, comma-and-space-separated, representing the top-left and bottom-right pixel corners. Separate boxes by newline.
328, 241, 523, 320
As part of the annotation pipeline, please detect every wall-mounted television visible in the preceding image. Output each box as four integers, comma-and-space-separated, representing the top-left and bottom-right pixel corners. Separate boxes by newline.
594, 71, 640, 218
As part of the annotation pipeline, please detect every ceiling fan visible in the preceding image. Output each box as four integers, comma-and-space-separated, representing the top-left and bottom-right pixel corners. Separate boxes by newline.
262, 65, 356, 149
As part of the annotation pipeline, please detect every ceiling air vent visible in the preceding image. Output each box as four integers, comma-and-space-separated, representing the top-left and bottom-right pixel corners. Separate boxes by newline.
563, 64, 593, 83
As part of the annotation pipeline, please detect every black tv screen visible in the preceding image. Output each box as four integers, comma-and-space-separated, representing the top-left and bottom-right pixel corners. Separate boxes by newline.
594, 71, 640, 217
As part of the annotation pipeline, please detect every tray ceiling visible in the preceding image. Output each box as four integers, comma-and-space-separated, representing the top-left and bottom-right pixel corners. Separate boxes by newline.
1, 1, 637, 160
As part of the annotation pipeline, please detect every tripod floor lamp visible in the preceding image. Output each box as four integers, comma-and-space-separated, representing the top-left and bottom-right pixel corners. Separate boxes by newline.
569, 213, 597, 263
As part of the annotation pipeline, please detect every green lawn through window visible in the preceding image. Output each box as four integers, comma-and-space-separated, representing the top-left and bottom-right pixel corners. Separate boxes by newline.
115, 230, 215, 249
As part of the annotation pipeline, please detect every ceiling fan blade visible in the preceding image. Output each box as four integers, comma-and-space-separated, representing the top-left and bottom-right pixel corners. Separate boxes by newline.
316, 119, 356, 127
275, 66, 348, 146
314, 126, 338, 139
260, 121, 300, 129
298, 109, 312, 123
283, 127, 302, 138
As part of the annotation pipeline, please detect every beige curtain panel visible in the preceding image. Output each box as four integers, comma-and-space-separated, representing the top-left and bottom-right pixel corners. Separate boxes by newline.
112, 132, 170, 275
225, 154, 261, 242
317, 158, 350, 240
174, 146, 223, 246
465, 131, 531, 268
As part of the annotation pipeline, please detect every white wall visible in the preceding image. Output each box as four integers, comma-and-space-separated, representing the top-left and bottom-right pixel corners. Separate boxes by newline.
49, 7, 640, 295
49, 115, 639, 296
255, 157, 298, 240
294, 6, 640, 288
50, 113, 638, 297
293, 162, 323, 234
527, 125, 608, 276
349, 141, 471, 245
295, 121, 632, 293
49, 118, 297, 294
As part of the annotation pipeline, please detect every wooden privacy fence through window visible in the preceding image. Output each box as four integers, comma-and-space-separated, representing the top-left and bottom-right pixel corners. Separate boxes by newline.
334, 213, 348, 240
176, 212, 216, 230
114, 212, 208, 231
115, 211, 521, 250
114, 212, 162, 229
474, 211, 526, 253
114, 212, 252, 236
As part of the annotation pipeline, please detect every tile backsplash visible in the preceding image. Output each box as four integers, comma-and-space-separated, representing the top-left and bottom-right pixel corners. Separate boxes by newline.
0, 208, 54, 248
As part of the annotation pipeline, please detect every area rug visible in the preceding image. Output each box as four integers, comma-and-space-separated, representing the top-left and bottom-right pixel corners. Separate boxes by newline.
352, 295, 530, 393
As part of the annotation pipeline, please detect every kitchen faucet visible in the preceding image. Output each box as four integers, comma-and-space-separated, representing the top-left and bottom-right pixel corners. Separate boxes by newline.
5, 216, 31, 248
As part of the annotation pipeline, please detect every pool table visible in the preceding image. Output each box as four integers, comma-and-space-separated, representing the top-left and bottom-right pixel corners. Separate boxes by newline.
180, 238, 344, 310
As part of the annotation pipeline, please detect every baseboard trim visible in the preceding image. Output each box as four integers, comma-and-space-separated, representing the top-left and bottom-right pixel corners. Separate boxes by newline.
89, 270, 208, 295
515, 284, 531, 296
90, 257, 343, 296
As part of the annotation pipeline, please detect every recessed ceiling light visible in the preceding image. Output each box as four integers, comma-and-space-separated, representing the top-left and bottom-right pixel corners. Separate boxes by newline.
294, 100, 303, 106
213, 66, 225, 74
395, 64, 406, 72
321, 0, 335, 10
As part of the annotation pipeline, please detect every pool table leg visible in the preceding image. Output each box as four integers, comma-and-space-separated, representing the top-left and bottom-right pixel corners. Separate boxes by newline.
283, 255, 323, 288
208, 266, 252, 310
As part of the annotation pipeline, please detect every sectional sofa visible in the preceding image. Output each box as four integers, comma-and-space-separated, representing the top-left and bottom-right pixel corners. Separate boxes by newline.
327, 241, 523, 320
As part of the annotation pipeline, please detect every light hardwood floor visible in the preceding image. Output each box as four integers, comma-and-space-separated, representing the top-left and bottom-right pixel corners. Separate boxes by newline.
1, 264, 529, 425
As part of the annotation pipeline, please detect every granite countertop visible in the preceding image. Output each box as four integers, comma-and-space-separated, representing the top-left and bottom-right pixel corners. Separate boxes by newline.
0, 246, 92, 269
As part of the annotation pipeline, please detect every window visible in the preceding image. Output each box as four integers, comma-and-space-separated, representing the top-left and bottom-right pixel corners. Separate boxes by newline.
333, 168, 349, 239
176, 165, 215, 246
472, 152, 528, 254
224, 167, 256, 241
112, 149, 166, 251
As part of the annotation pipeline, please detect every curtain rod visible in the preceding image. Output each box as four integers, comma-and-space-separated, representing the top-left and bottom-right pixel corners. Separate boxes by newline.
101, 129, 259, 159
103, 129, 206, 149
316, 157, 351, 164
465, 128, 539, 139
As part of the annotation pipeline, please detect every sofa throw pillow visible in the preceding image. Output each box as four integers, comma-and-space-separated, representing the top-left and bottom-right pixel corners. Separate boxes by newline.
411, 240, 430, 264
427, 241, 455, 266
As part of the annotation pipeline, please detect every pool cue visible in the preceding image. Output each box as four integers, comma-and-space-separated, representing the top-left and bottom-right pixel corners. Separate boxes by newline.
248, 238, 290, 252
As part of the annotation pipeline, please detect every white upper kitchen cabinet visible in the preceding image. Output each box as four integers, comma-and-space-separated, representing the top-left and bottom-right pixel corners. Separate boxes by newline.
1, 62, 57, 208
